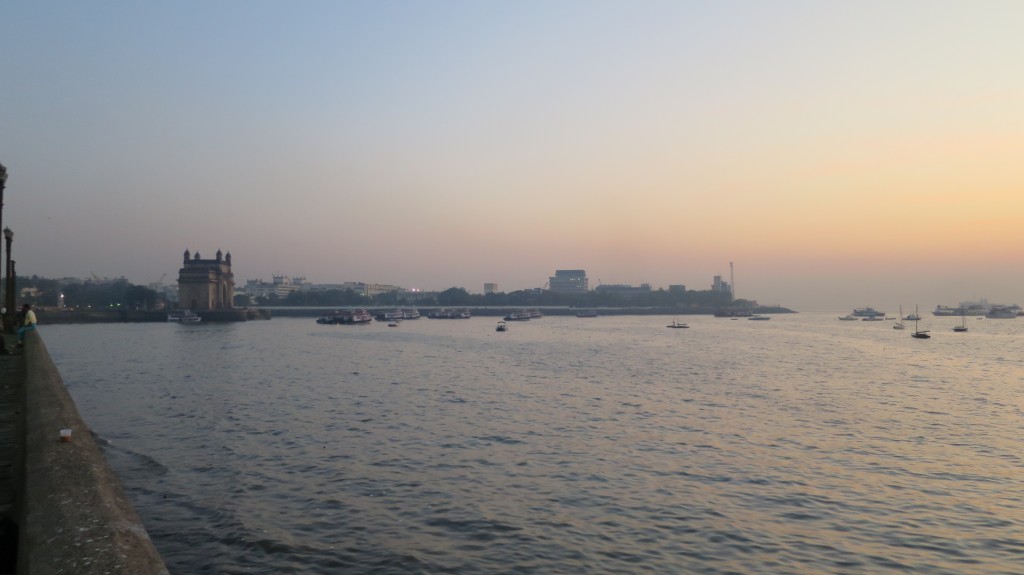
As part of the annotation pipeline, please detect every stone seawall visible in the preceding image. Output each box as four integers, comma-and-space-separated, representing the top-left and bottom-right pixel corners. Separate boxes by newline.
17, 331, 168, 574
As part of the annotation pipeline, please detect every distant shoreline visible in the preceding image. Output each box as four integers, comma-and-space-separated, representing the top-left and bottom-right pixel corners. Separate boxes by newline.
37, 306, 794, 324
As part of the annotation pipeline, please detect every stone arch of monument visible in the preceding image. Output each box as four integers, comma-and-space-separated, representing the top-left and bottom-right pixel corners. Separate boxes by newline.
177, 249, 235, 310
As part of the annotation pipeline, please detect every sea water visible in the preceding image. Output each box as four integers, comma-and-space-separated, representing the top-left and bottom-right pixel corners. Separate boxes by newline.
43, 314, 1024, 574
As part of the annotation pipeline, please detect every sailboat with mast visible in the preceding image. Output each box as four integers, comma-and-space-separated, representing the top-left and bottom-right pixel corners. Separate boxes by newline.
953, 306, 968, 332
893, 305, 905, 330
911, 305, 930, 339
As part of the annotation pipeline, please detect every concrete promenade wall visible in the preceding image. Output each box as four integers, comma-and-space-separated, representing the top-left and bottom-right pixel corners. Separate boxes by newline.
18, 331, 168, 574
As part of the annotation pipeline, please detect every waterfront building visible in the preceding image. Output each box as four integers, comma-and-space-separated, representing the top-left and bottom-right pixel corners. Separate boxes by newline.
177, 249, 235, 310
712, 275, 732, 299
299, 281, 405, 298
242, 276, 302, 299
595, 283, 652, 299
548, 269, 589, 294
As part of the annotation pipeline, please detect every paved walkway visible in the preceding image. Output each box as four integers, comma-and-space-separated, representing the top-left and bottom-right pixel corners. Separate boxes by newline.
1, 341, 23, 574
0, 344, 24, 533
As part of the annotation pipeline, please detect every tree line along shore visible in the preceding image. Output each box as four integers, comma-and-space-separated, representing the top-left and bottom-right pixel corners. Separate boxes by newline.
15, 276, 793, 320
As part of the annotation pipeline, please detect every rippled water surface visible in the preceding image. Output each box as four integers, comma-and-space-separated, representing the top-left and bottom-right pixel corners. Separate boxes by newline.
43, 314, 1024, 574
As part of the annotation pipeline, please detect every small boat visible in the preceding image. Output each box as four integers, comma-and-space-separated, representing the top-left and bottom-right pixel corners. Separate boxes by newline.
387, 320, 400, 327
666, 320, 689, 329
862, 316, 884, 322
953, 307, 968, 332
495, 321, 508, 332
893, 305, 905, 330
911, 305, 930, 339
839, 314, 858, 321
748, 315, 770, 320
575, 310, 599, 318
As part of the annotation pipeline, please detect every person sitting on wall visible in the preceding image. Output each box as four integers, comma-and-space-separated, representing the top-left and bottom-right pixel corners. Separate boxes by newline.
16, 303, 36, 347
0, 307, 7, 354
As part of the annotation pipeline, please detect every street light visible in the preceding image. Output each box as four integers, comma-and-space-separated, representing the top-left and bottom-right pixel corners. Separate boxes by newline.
3, 227, 11, 332
0, 163, 6, 328
0, 162, 7, 231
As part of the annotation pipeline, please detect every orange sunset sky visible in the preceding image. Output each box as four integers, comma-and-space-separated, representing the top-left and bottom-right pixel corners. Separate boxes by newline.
2, 1, 1022, 310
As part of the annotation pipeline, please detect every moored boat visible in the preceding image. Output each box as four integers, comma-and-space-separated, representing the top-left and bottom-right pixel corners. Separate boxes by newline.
911, 305, 930, 338
316, 309, 373, 325
168, 310, 201, 323
953, 308, 968, 332
375, 309, 405, 322
893, 305, 905, 330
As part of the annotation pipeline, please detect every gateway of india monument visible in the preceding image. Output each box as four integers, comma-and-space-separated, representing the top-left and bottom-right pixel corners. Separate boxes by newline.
177, 249, 235, 310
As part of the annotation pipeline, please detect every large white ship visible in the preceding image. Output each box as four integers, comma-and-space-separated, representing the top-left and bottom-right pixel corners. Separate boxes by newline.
986, 306, 1020, 319
933, 300, 1017, 317
852, 307, 885, 317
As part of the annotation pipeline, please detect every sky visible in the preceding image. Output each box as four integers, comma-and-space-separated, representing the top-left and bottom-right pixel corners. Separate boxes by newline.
2, 1, 1022, 311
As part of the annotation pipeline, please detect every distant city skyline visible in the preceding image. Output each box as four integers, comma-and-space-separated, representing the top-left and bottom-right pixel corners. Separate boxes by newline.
3, 2, 1023, 311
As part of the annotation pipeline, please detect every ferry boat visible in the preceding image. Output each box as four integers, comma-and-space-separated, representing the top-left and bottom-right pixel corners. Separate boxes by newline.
375, 310, 405, 322
852, 307, 885, 318
167, 310, 201, 323
504, 310, 532, 321
402, 309, 421, 320
316, 309, 373, 325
